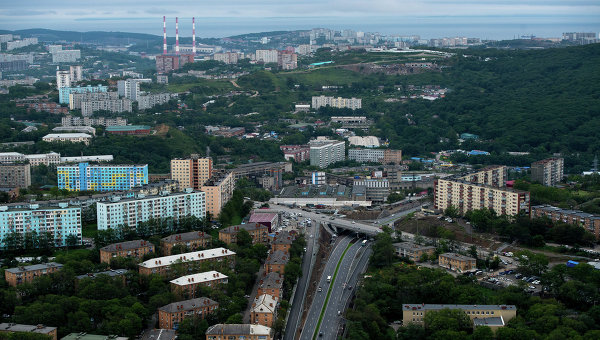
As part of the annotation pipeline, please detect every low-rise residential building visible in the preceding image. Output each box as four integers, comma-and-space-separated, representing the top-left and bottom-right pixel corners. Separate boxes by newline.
159, 297, 219, 330
205, 324, 273, 340
42, 133, 92, 145
0, 163, 30, 188
393, 242, 436, 262
170, 271, 228, 298
75, 269, 128, 285
57, 163, 147, 192
218, 223, 269, 245
99, 240, 155, 264
97, 191, 205, 231
265, 250, 289, 275
531, 158, 564, 187
138, 248, 236, 276
0, 323, 57, 340
4, 262, 63, 287
438, 253, 477, 272
402, 304, 516, 331
161, 231, 212, 255
271, 231, 295, 254
280, 145, 310, 162
257, 272, 283, 300
61, 116, 127, 127
105, 125, 152, 135
0, 203, 82, 250
251, 294, 278, 327
531, 204, 600, 240
201, 170, 235, 219
62, 334, 127, 340
18, 101, 68, 114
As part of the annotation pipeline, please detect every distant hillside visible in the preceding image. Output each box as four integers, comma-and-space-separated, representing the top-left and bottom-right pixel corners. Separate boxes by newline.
0, 28, 161, 45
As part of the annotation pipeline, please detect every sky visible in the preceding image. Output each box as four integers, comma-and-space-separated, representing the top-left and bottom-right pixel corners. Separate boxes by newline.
0, 1, 599, 39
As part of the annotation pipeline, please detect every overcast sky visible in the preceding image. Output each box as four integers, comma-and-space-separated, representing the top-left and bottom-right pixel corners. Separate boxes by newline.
1, 1, 599, 38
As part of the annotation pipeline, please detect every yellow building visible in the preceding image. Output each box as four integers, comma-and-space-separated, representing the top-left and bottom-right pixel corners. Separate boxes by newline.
201, 170, 235, 218
393, 242, 436, 262
205, 324, 273, 340
438, 253, 477, 272
170, 155, 213, 190
402, 304, 516, 332
218, 223, 270, 245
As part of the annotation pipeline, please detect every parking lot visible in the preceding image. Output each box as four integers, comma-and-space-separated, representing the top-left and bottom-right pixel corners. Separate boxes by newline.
480, 270, 543, 294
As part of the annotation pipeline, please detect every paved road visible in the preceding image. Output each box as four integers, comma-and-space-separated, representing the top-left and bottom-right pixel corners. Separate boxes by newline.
299, 235, 353, 340
283, 220, 320, 340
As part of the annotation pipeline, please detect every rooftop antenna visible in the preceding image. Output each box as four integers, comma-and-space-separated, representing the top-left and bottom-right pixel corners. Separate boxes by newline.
175, 17, 180, 55
192, 17, 196, 55
163, 16, 167, 55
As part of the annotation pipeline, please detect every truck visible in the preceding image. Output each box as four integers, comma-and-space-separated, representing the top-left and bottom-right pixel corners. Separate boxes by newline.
327, 276, 332, 283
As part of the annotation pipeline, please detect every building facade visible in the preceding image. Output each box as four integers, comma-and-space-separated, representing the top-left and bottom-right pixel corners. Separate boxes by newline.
251, 294, 278, 327
171, 156, 213, 190
138, 93, 175, 110
156, 54, 194, 74
280, 145, 310, 162
158, 297, 218, 330
170, 271, 228, 298
402, 304, 516, 330
257, 272, 283, 300
531, 204, 600, 240
138, 248, 235, 276
205, 324, 273, 340
0, 163, 30, 188
218, 223, 269, 245
201, 171, 235, 219
161, 231, 212, 255
254, 50, 278, 63
353, 178, 390, 202
0, 204, 82, 249
97, 191, 205, 231
81, 99, 132, 116
58, 85, 108, 104
58, 163, 148, 192
265, 250, 288, 275
99, 239, 155, 264
42, 133, 92, 145
309, 139, 345, 168
438, 253, 477, 272
393, 242, 436, 262
69, 91, 119, 110
0, 323, 57, 340
4, 262, 64, 287
311, 96, 362, 110
531, 158, 564, 187
348, 149, 385, 163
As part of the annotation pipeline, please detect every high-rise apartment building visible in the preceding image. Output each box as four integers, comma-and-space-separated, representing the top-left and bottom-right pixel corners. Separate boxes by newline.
531, 158, 564, 187
309, 138, 345, 168
69, 92, 119, 110
137, 93, 174, 110
57, 163, 148, 192
311, 96, 362, 110
56, 70, 71, 89
0, 163, 31, 188
97, 190, 205, 231
170, 155, 213, 190
156, 54, 194, 74
254, 50, 279, 64
0, 203, 81, 250
69, 65, 82, 82
201, 170, 235, 218
52, 50, 81, 63
58, 85, 108, 104
277, 51, 297, 70
117, 79, 141, 100
81, 99, 132, 117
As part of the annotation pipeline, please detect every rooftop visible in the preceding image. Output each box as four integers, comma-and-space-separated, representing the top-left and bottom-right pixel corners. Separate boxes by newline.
259, 272, 283, 290
402, 304, 516, 311
266, 250, 289, 265
61, 333, 128, 340
158, 297, 218, 313
251, 294, 278, 314
43, 133, 92, 138
219, 223, 268, 234
205, 324, 272, 336
439, 253, 476, 261
100, 240, 152, 252
97, 191, 202, 206
0, 323, 57, 335
76, 269, 128, 280
170, 271, 227, 286
473, 317, 505, 327
106, 125, 152, 131
5, 262, 63, 274
393, 242, 436, 251
140, 329, 176, 340
139, 248, 235, 269
249, 212, 278, 223
272, 231, 295, 245
161, 231, 211, 243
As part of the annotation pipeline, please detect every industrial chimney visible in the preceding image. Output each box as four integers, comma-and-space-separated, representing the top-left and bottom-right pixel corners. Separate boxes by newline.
192, 17, 196, 55
175, 17, 180, 55
163, 16, 167, 55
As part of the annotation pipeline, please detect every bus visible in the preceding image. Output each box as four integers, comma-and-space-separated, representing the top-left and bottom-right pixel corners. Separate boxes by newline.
361, 240, 368, 246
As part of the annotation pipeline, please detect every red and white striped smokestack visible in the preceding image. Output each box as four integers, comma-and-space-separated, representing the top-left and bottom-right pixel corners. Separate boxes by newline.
163, 16, 167, 55
175, 17, 180, 55
192, 17, 196, 55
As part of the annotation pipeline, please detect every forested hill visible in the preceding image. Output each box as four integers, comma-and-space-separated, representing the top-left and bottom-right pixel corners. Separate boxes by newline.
377, 44, 600, 162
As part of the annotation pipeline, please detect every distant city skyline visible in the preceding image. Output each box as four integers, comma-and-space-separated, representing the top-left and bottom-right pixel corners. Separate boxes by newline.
0, 1, 599, 39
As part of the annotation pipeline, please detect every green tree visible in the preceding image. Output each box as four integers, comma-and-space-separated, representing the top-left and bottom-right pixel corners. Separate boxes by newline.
423, 308, 473, 333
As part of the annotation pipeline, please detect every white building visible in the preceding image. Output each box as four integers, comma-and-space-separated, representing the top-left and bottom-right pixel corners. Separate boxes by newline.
137, 93, 175, 110
70, 92, 119, 110
309, 138, 345, 168
117, 79, 141, 101
311, 96, 362, 110
81, 99, 132, 116
70, 65, 82, 82
42, 133, 92, 145
24, 152, 61, 166
348, 136, 381, 148
0, 152, 26, 163
56, 70, 71, 89
213, 52, 243, 64
255, 49, 279, 63
60, 155, 113, 163
348, 149, 385, 163
52, 50, 81, 63
96, 190, 206, 231
6, 38, 38, 51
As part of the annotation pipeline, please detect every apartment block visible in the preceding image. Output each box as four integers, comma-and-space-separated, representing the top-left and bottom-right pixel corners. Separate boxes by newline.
311, 96, 362, 110
156, 54, 194, 74
219, 223, 269, 245
205, 324, 273, 340
213, 52, 242, 64
531, 204, 600, 240
81, 98, 132, 116
265, 250, 289, 275
384, 149, 403, 164
348, 149, 385, 163
58, 85, 108, 104
251, 294, 278, 327
117, 78, 141, 100
56, 70, 71, 89
438, 253, 477, 272
0, 163, 30, 188
309, 138, 345, 168
0, 204, 82, 250
58, 163, 147, 192
52, 50, 81, 63
97, 191, 205, 231
61, 116, 127, 127
201, 170, 235, 219
353, 178, 390, 202
458, 165, 508, 188
69, 91, 119, 110
248, 212, 279, 232
161, 231, 212, 255
138, 93, 175, 110
232, 162, 287, 191
0, 323, 57, 340
271, 231, 295, 254
277, 51, 297, 70
70, 65, 82, 82
19, 102, 68, 114
138, 247, 235, 276
158, 297, 219, 330
4, 262, 63, 287
402, 304, 516, 332
531, 158, 564, 187
280, 145, 310, 162
257, 272, 283, 300
6, 38, 38, 50
99, 239, 155, 264
393, 242, 436, 262
171, 155, 213, 190
170, 271, 228, 298
43, 133, 92, 145
254, 50, 278, 63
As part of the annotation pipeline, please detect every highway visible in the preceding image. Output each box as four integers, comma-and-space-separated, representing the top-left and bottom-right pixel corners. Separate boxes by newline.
299, 235, 353, 340
283, 219, 320, 340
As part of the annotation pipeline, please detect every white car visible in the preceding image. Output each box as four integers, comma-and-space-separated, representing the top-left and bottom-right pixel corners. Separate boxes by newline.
352, 221, 356, 224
